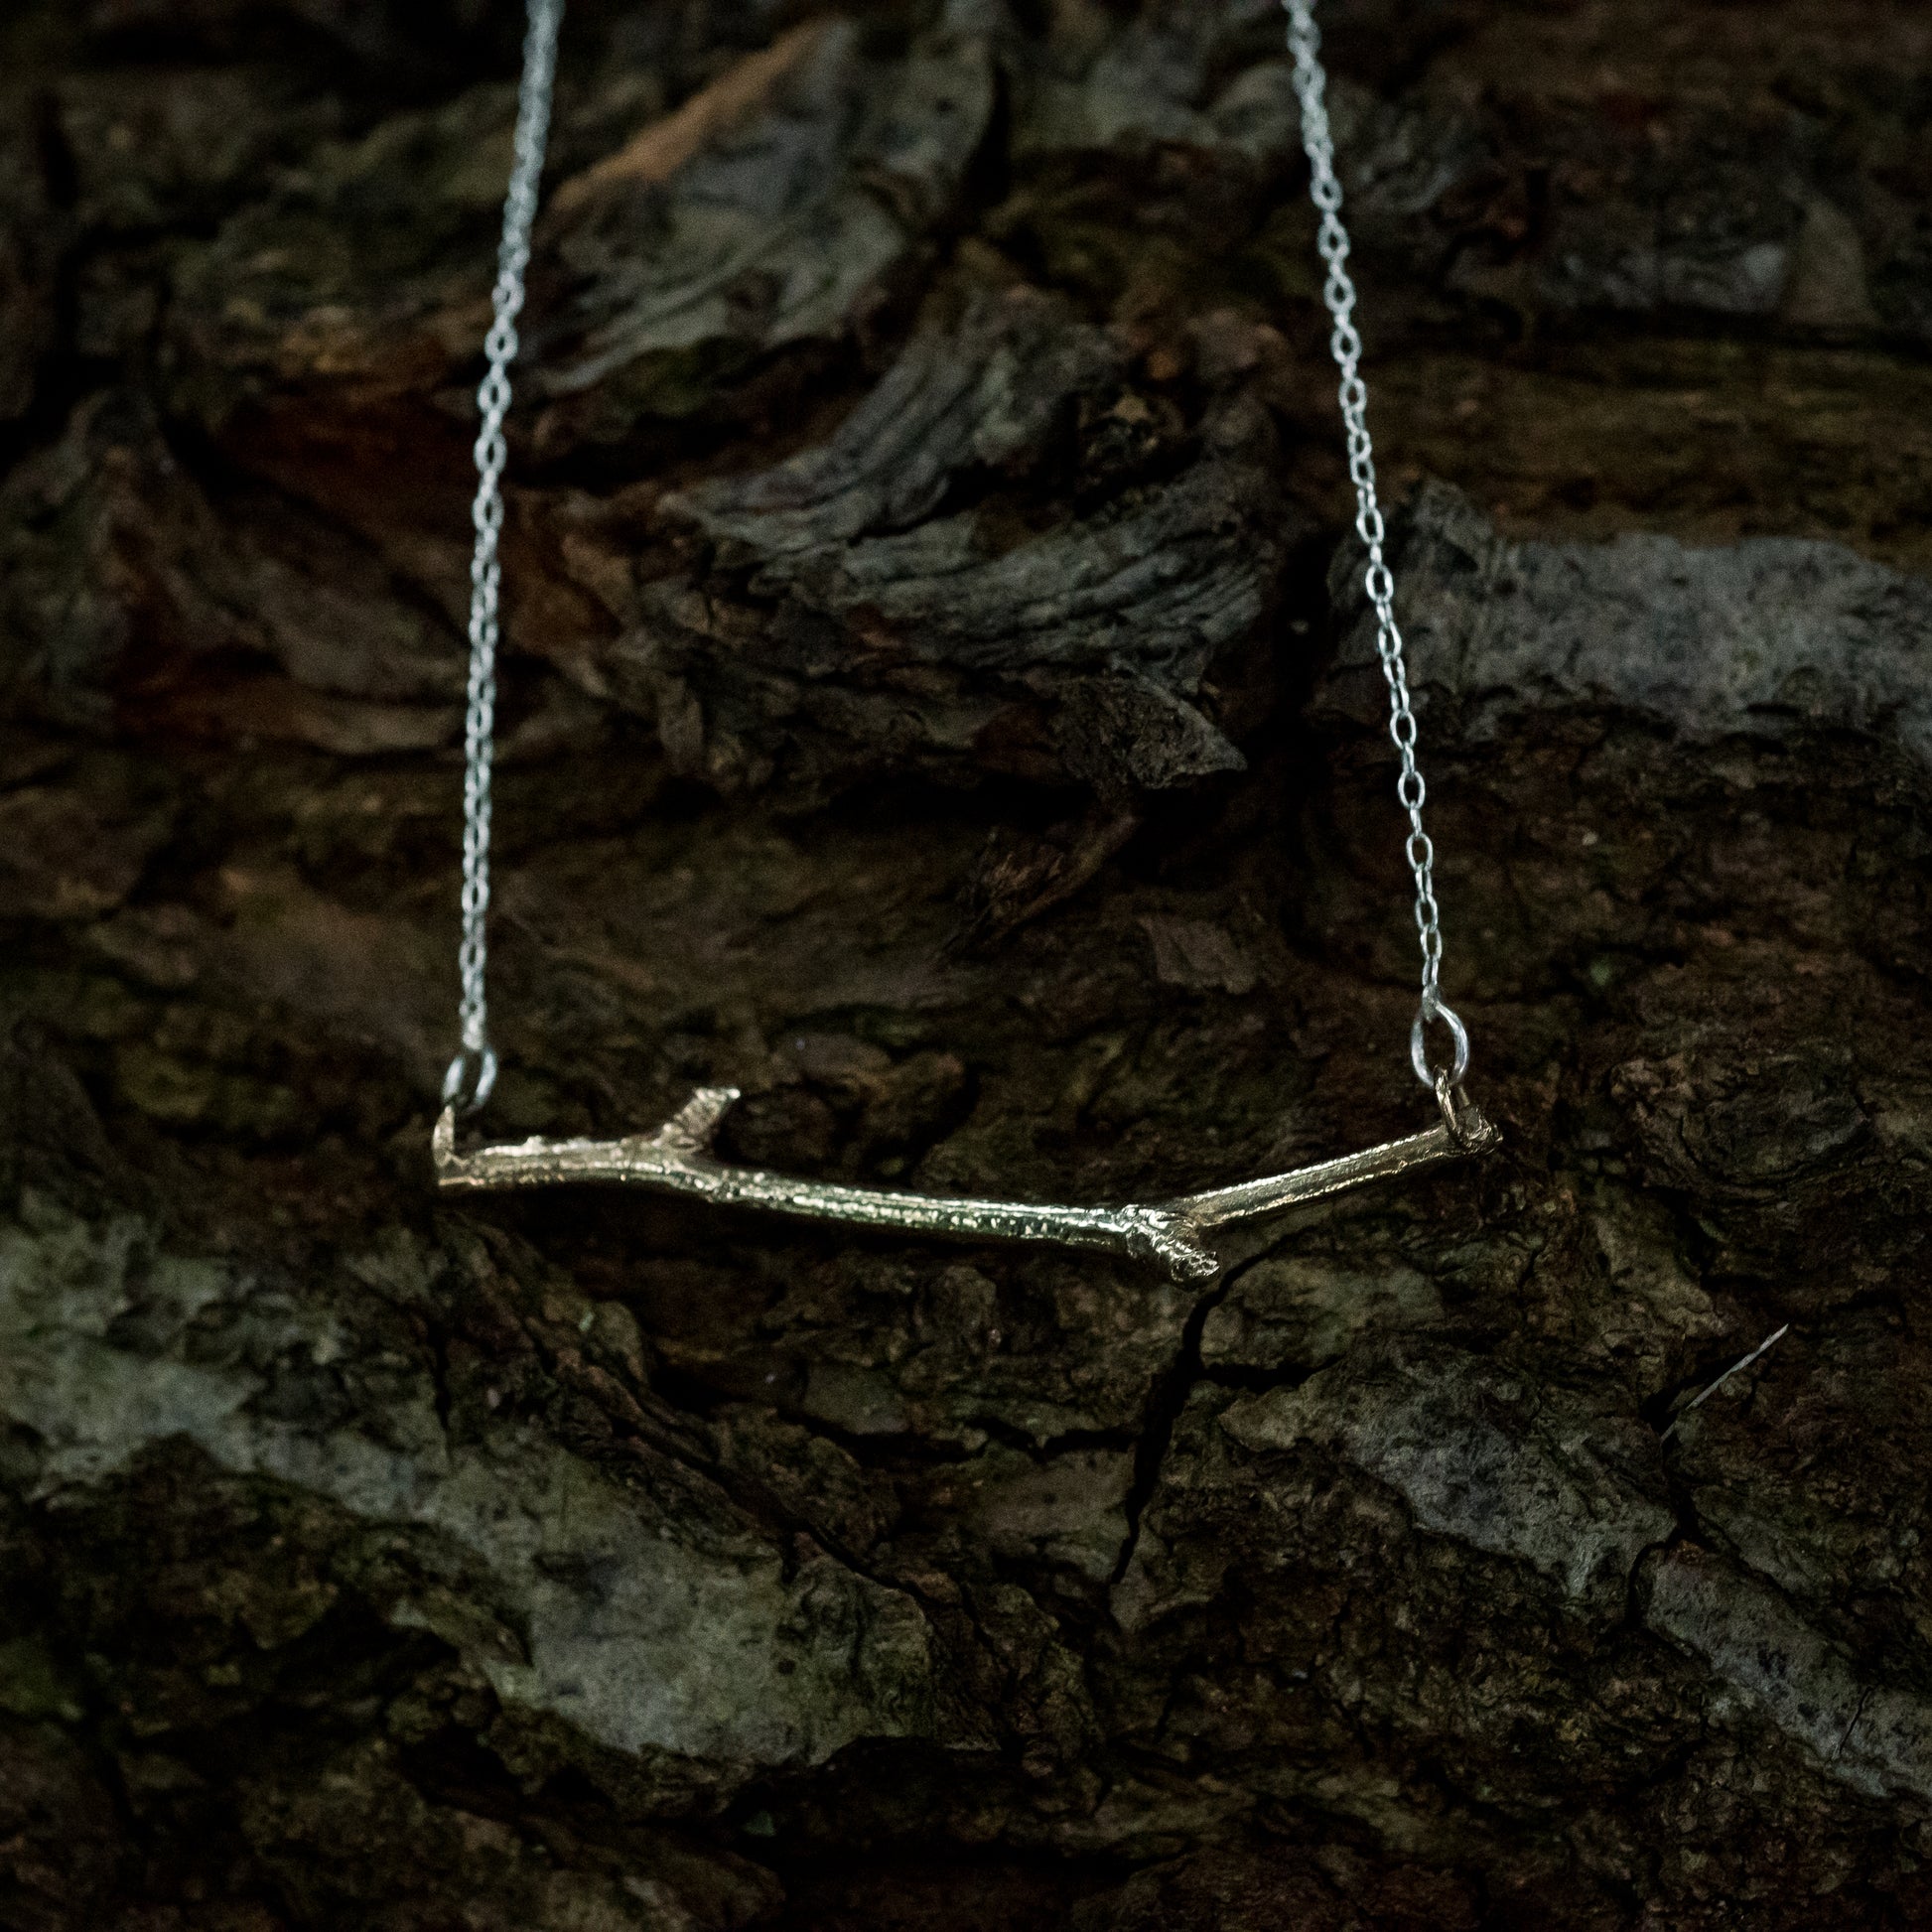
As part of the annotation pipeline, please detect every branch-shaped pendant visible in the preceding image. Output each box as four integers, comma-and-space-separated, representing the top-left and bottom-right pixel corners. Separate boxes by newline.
434, 1087, 1499, 1281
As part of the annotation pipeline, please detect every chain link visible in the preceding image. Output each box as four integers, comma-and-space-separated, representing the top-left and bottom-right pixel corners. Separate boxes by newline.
1284, 0, 1469, 1090
445, 0, 565, 1112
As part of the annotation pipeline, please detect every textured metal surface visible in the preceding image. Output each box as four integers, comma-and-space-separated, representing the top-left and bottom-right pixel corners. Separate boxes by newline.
434, 1088, 1500, 1281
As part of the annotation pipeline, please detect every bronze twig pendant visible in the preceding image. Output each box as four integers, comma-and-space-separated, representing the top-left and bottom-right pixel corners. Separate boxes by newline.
434, 1087, 1499, 1281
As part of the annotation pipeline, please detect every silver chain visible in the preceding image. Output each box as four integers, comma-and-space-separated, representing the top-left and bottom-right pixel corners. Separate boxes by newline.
442, 0, 1465, 1107
445, 0, 565, 1112
1284, 0, 1469, 1091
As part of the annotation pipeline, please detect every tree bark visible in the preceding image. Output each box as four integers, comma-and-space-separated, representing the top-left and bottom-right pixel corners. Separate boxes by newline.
4, 2, 1931, 1926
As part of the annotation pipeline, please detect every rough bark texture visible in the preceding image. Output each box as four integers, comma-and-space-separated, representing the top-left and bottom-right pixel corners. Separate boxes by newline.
4, 1, 1932, 1926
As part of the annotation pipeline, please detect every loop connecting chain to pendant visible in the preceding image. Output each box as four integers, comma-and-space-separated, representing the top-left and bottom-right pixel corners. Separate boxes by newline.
443, 1043, 498, 1113
1284, 0, 1471, 1091
1412, 993, 1470, 1092
444, 0, 565, 1114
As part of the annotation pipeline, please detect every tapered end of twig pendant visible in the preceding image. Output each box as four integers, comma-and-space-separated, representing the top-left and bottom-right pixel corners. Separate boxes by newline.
1449, 1096, 1501, 1156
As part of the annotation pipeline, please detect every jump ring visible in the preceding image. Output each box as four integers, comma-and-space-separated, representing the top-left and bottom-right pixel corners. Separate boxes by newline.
442, 1044, 498, 1113
1409, 994, 1470, 1090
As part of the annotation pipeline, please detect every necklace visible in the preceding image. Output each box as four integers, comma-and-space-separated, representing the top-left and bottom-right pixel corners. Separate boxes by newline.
432, 0, 1497, 1277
